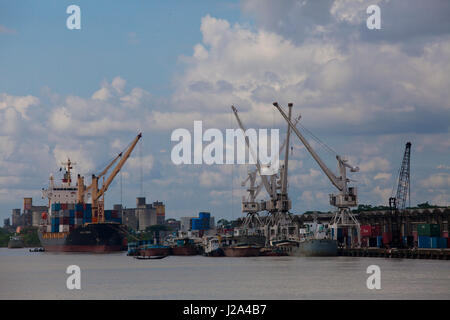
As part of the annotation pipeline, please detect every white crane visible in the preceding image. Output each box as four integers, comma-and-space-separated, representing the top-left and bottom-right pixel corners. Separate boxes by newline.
273, 102, 361, 246
232, 105, 301, 242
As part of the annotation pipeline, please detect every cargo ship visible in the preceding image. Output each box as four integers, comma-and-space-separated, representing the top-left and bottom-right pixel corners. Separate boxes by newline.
38, 134, 141, 252
37, 159, 128, 252
272, 221, 338, 256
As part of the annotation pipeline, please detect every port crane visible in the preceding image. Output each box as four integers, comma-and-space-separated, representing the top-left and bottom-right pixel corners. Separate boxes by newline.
273, 102, 361, 245
76, 133, 142, 223
389, 142, 411, 211
388, 142, 412, 247
232, 105, 300, 241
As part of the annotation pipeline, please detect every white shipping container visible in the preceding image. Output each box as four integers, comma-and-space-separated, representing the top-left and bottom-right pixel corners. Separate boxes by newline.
59, 225, 70, 232
46, 225, 52, 233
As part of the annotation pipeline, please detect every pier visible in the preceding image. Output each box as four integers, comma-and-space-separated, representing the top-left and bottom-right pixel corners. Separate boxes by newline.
338, 247, 450, 260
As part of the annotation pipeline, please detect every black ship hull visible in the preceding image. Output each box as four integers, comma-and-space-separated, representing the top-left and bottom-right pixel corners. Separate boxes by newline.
38, 223, 127, 252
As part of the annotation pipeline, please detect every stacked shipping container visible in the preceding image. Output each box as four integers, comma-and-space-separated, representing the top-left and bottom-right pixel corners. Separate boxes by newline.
47, 203, 122, 233
417, 223, 447, 249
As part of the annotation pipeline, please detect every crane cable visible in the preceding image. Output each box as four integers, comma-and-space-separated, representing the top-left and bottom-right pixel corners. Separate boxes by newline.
139, 139, 143, 197
297, 123, 338, 156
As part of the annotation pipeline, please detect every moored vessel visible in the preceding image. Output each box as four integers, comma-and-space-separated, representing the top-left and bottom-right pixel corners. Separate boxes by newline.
140, 244, 171, 257
8, 235, 24, 249
202, 236, 224, 257
171, 238, 199, 255
222, 244, 262, 257
274, 221, 338, 257
38, 133, 141, 253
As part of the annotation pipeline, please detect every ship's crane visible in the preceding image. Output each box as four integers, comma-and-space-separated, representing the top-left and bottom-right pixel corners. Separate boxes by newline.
76, 133, 142, 223
273, 102, 361, 246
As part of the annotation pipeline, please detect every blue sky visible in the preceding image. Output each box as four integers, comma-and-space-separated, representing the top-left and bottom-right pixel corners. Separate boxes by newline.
1, 0, 449, 223
0, 0, 242, 97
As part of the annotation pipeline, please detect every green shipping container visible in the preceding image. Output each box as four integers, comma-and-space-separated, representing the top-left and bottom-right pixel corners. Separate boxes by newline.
417, 224, 440, 237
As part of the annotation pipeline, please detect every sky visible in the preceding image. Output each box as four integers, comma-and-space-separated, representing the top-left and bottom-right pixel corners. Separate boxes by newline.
1, 0, 449, 223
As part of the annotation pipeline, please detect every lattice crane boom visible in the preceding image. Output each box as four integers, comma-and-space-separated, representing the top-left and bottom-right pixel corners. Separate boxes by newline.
390, 142, 411, 210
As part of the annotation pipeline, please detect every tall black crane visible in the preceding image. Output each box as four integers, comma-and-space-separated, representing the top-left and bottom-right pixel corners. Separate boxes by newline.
388, 142, 411, 248
389, 142, 412, 211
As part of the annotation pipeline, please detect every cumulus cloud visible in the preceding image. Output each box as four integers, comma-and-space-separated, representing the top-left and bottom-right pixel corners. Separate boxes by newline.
0, 93, 39, 119
359, 157, 390, 172
374, 172, 391, 180
421, 173, 450, 189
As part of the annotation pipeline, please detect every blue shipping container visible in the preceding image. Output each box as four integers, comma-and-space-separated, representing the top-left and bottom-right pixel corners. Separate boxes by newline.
437, 237, 446, 248
377, 236, 383, 247
430, 237, 439, 249
418, 236, 431, 248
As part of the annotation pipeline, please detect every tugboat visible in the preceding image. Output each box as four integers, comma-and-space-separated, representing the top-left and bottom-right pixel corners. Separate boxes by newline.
203, 236, 224, 257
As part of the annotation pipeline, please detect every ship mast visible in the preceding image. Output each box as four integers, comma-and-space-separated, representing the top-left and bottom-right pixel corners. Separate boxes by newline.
61, 158, 76, 186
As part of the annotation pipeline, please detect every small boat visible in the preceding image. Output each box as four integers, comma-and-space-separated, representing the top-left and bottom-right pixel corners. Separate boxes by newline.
222, 243, 262, 257
203, 236, 224, 257
8, 235, 24, 249
171, 238, 199, 255
139, 244, 171, 257
29, 248, 45, 252
259, 247, 288, 256
134, 255, 167, 260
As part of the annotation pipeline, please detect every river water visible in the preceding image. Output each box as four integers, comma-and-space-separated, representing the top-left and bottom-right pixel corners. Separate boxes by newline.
0, 248, 448, 299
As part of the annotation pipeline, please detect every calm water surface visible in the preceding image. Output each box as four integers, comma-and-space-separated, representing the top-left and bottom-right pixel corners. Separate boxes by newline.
1, 248, 449, 299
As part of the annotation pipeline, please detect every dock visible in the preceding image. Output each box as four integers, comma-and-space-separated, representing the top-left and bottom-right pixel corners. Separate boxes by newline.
338, 247, 450, 260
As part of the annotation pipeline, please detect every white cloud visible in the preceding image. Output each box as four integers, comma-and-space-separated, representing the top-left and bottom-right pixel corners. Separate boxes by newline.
372, 186, 391, 204
330, 0, 385, 25
421, 173, 450, 189
359, 157, 390, 172
374, 172, 391, 180
0, 93, 39, 119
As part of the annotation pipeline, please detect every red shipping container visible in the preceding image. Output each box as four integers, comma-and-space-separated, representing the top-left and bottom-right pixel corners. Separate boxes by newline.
371, 225, 381, 236
447, 238, 450, 248
412, 231, 418, 241
360, 225, 372, 237
361, 237, 368, 247
442, 231, 448, 238
61, 203, 68, 210
382, 232, 392, 245
75, 212, 83, 218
